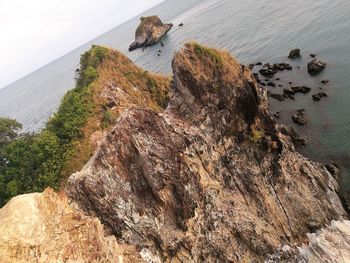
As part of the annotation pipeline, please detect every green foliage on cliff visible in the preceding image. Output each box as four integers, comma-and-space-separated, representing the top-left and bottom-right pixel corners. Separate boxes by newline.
193, 43, 223, 67
0, 46, 107, 207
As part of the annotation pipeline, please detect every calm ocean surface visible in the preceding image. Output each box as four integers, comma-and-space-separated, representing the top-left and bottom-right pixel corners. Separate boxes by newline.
0, 0, 350, 195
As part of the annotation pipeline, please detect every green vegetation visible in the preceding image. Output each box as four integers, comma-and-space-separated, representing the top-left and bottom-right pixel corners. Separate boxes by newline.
193, 43, 223, 67
249, 128, 263, 144
102, 110, 114, 128
0, 45, 108, 207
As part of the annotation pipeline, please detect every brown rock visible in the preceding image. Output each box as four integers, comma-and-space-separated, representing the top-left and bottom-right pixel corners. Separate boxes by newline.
67, 43, 346, 262
129, 16, 173, 51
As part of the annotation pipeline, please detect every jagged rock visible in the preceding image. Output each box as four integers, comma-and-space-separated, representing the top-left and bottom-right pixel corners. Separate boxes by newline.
266, 220, 350, 262
267, 81, 276, 87
67, 43, 346, 262
0, 188, 143, 263
178, 23, 184, 27
310, 53, 316, 58
308, 58, 326, 75
280, 125, 306, 147
256, 62, 262, 65
321, 79, 329, 84
288, 49, 301, 59
312, 92, 328, 101
129, 16, 173, 51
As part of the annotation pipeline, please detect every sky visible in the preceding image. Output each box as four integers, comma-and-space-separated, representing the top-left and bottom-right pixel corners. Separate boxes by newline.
0, 0, 164, 89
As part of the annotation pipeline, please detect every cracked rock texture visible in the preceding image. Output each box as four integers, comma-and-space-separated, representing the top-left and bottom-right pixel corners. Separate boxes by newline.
0, 188, 143, 263
266, 220, 350, 262
67, 43, 347, 262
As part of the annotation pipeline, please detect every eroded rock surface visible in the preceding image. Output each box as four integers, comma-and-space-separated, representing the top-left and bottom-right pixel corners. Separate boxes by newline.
129, 16, 173, 51
266, 220, 350, 262
67, 43, 346, 262
0, 188, 143, 263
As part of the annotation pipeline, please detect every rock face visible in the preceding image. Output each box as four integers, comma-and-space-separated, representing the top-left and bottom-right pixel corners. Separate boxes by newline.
129, 16, 173, 51
0, 188, 143, 263
67, 43, 346, 262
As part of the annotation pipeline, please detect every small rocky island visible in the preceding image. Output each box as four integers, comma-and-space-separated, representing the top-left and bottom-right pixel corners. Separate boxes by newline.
129, 16, 173, 51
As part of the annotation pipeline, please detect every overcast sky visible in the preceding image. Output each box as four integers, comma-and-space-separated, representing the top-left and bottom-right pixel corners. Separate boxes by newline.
0, 0, 164, 89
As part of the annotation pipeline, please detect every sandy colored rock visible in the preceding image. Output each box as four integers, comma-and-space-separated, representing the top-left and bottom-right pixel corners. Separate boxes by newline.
0, 188, 144, 263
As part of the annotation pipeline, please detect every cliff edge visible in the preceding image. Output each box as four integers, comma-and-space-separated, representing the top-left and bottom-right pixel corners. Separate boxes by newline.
66, 43, 347, 262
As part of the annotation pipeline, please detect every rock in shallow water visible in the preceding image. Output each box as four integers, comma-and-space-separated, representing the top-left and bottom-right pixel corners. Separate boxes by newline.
129, 16, 173, 51
288, 49, 301, 59
307, 58, 326, 75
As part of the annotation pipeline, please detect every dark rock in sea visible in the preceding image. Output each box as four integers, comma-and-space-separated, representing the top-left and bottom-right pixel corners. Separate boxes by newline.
310, 54, 316, 58
249, 64, 255, 70
308, 58, 326, 75
270, 93, 285, 101
278, 84, 283, 87
276, 78, 280, 80
267, 82, 276, 87
259, 63, 277, 76
291, 86, 311, 94
288, 49, 301, 59
129, 16, 173, 51
289, 82, 292, 84
256, 62, 262, 65
292, 111, 307, 125
160, 41, 164, 47
274, 63, 292, 71
157, 53, 160, 56
321, 80, 330, 84
283, 89, 295, 99
312, 92, 328, 101
280, 126, 307, 147
178, 23, 184, 27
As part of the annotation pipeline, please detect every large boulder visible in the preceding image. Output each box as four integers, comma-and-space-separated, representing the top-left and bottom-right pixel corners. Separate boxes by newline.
129, 16, 173, 51
67, 43, 346, 262
0, 188, 143, 263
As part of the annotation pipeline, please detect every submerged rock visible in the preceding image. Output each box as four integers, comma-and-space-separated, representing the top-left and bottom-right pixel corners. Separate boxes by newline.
292, 110, 307, 125
288, 49, 301, 59
312, 92, 328, 101
67, 43, 346, 262
308, 58, 326, 75
129, 16, 173, 51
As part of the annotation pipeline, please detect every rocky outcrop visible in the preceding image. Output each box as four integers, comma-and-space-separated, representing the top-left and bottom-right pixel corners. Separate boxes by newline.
129, 16, 173, 51
266, 220, 350, 262
0, 188, 143, 263
67, 43, 346, 262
